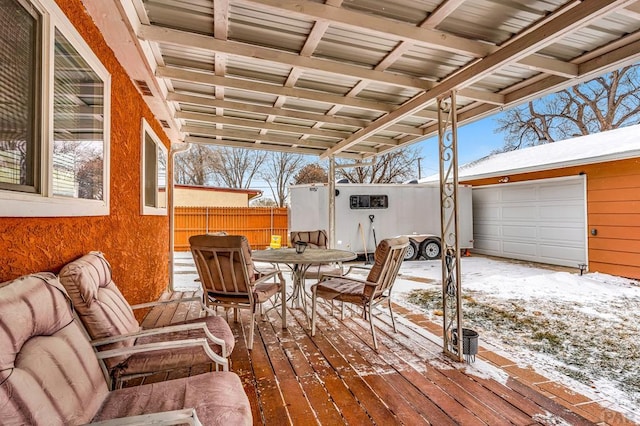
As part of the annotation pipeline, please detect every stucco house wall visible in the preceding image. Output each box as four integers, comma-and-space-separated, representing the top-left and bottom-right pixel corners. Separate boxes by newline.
0, 0, 171, 305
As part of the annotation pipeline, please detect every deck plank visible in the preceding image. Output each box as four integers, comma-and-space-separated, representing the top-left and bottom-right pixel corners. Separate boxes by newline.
136, 291, 614, 425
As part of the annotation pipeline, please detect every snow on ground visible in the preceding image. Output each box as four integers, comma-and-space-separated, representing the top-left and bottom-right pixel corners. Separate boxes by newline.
173, 252, 640, 420
389, 256, 640, 421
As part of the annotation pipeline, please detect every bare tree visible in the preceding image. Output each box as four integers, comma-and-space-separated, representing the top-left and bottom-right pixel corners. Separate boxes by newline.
259, 151, 305, 207
336, 146, 421, 183
174, 144, 219, 185
496, 64, 640, 151
210, 147, 267, 189
293, 163, 327, 184
251, 197, 277, 207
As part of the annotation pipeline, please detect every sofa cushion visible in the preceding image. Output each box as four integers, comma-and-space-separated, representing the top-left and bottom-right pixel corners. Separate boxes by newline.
94, 371, 252, 425
58, 252, 140, 369
0, 273, 108, 425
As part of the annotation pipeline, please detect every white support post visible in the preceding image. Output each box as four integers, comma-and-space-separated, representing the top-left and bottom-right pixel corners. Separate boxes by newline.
328, 156, 336, 249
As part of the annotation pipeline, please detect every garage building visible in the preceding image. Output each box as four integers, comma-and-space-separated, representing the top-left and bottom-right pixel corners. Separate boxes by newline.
453, 125, 640, 280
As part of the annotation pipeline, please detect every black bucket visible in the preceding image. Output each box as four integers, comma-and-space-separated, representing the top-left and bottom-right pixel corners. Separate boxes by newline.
452, 328, 479, 363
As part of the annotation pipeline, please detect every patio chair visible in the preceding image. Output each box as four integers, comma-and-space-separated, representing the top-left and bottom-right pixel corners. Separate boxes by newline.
189, 234, 285, 349
311, 236, 409, 350
0, 272, 252, 425
290, 230, 343, 279
207, 230, 278, 279
58, 251, 235, 389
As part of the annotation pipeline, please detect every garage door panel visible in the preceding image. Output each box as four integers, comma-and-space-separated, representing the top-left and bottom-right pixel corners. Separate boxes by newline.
502, 206, 538, 220
538, 182, 584, 200
539, 245, 586, 265
503, 241, 538, 256
502, 187, 537, 201
502, 225, 536, 238
539, 204, 584, 220
472, 176, 586, 267
474, 223, 501, 238
473, 189, 500, 203
538, 226, 584, 242
474, 239, 501, 251
473, 205, 500, 220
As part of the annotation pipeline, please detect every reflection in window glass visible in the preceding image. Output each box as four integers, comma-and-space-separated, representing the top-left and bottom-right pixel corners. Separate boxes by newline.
143, 128, 167, 211
52, 28, 104, 199
158, 146, 167, 208
144, 134, 157, 207
0, 0, 40, 192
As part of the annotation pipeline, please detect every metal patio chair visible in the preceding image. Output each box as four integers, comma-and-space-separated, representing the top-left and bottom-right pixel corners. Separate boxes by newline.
311, 236, 409, 350
190, 234, 285, 349
290, 229, 343, 279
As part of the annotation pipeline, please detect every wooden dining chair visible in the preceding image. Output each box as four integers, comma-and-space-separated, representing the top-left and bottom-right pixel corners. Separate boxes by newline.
310, 236, 409, 350
189, 234, 284, 349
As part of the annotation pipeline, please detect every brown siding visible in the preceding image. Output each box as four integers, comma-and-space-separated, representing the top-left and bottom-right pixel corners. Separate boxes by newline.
174, 207, 289, 251
0, 0, 171, 305
464, 158, 640, 279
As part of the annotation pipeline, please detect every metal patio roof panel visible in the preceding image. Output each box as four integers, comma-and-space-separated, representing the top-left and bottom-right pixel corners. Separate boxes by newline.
228, 4, 312, 49
86, 0, 640, 159
145, 0, 214, 35
314, 34, 398, 68
341, 0, 437, 24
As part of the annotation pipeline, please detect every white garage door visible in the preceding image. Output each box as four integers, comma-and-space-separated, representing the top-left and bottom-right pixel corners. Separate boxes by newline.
472, 176, 586, 267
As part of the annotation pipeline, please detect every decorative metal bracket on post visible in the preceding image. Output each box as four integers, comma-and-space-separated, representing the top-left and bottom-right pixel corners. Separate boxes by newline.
438, 91, 463, 362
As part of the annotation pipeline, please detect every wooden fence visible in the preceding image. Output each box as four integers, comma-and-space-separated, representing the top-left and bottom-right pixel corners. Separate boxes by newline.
174, 206, 289, 251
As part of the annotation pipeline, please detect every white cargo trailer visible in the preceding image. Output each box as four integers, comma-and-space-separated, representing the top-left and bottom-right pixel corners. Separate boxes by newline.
289, 183, 473, 261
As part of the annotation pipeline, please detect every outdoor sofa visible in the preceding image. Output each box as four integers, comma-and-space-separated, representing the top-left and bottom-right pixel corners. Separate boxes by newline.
0, 272, 252, 425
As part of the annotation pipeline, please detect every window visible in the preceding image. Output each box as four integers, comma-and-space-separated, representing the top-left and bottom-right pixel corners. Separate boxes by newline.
349, 195, 389, 209
0, 0, 41, 193
141, 120, 167, 215
0, 0, 110, 217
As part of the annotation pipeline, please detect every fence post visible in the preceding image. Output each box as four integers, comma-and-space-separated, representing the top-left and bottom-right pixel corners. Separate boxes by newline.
205, 207, 209, 234
270, 207, 274, 235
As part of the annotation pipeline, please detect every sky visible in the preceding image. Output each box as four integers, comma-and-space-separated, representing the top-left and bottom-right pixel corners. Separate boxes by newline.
414, 112, 508, 179
249, 112, 509, 195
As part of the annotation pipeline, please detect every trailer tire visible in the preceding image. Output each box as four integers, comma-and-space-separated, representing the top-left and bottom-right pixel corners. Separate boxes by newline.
420, 239, 441, 260
404, 241, 419, 261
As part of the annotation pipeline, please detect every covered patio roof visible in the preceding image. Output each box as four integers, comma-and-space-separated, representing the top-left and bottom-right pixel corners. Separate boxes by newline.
84, 0, 640, 160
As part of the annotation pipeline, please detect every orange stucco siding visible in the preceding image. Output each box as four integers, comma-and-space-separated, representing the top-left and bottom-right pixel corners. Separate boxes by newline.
0, 0, 171, 305
463, 158, 640, 279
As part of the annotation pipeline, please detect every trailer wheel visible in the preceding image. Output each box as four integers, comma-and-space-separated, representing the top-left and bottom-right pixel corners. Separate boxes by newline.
404, 241, 419, 261
420, 239, 441, 260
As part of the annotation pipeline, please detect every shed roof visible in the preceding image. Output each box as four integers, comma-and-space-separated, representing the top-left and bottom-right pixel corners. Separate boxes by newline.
174, 184, 262, 199
84, 0, 640, 160
420, 124, 640, 181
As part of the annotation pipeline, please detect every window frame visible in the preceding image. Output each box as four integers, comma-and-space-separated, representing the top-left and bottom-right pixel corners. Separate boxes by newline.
0, 0, 111, 217
349, 194, 389, 209
140, 119, 168, 216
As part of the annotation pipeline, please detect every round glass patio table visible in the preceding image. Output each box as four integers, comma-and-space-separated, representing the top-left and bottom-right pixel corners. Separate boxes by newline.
252, 248, 357, 319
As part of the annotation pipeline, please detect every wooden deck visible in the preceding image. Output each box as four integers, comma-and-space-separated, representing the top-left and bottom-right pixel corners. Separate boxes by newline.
139, 292, 628, 425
